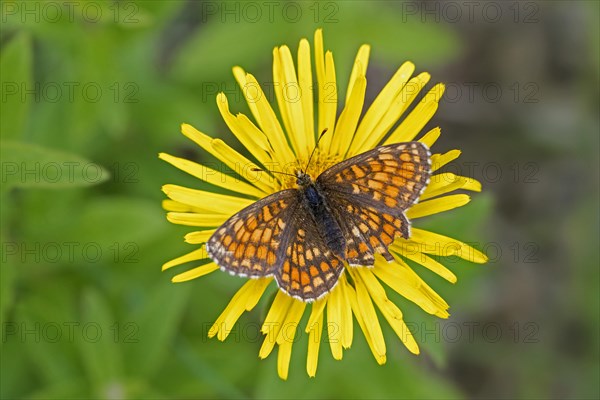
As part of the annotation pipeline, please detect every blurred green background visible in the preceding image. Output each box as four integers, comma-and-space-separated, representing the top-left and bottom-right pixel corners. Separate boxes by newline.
1, 1, 598, 399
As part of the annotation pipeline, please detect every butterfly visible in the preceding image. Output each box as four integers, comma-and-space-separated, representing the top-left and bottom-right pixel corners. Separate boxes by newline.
206, 141, 432, 302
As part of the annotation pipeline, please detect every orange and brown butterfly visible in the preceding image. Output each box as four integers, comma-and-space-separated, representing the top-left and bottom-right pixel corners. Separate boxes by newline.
206, 141, 431, 302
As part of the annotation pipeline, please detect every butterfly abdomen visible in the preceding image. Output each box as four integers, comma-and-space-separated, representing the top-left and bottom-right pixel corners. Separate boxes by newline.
302, 184, 346, 258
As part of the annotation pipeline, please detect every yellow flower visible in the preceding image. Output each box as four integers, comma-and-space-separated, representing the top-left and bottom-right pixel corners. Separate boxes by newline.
160, 29, 488, 379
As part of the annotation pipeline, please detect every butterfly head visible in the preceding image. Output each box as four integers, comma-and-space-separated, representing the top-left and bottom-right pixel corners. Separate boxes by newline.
295, 171, 313, 187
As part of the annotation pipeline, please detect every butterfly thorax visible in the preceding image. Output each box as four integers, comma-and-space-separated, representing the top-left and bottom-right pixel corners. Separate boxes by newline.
296, 171, 346, 259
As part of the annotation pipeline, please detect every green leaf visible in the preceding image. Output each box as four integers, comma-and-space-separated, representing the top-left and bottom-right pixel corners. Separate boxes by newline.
0, 33, 32, 140
0, 141, 110, 191
172, 19, 291, 85
13, 281, 81, 386
335, 2, 461, 63
60, 196, 165, 248
124, 282, 191, 377
77, 288, 124, 396
171, 337, 247, 399
0, 257, 17, 341
27, 380, 87, 400
0, 335, 30, 399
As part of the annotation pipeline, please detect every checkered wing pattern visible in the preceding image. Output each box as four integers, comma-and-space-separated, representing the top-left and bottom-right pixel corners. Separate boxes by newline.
274, 201, 345, 300
317, 142, 432, 266
206, 190, 300, 278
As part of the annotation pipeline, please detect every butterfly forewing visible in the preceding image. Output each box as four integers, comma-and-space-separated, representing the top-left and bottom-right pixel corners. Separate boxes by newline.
317, 142, 431, 209
206, 190, 300, 278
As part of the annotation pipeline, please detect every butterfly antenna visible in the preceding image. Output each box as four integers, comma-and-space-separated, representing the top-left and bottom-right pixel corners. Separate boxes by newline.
303, 128, 329, 173
250, 167, 296, 178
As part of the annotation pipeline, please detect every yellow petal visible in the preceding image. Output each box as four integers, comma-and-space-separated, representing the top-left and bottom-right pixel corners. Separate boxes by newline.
407, 228, 489, 264
306, 306, 323, 377
349, 269, 386, 361
272, 48, 294, 155
314, 28, 325, 79
273, 46, 307, 158
236, 112, 297, 187
172, 262, 219, 282
354, 268, 387, 301
230, 70, 294, 167
305, 298, 327, 333
161, 199, 203, 213
349, 62, 415, 155
355, 268, 420, 354
314, 29, 327, 137
384, 304, 420, 355
180, 123, 273, 194
244, 278, 272, 311
162, 184, 253, 215
232, 67, 261, 128
277, 340, 293, 381
384, 83, 445, 144
396, 249, 457, 283
240, 73, 296, 167
431, 149, 461, 172
422, 173, 464, 199
276, 300, 306, 345
462, 178, 482, 192
326, 285, 343, 360
262, 291, 294, 334
159, 153, 264, 198
259, 291, 294, 359
208, 278, 271, 341
357, 72, 431, 154
407, 194, 471, 219
162, 245, 208, 271
332, 69, 366, 157
373, 257, 449, 318
339, 277, 354, 349
166, 212, 227, 228
235, 113, 274, 154
317, 53, 338, 152
345, 272, 386, 364
215, 92, 273, 168
212, 138, 275, 193
297, 38, 315, 152
421, 173, 481, 200
419, 126, 441, 148
346, 44, 370, 104
184, 229, 216, 244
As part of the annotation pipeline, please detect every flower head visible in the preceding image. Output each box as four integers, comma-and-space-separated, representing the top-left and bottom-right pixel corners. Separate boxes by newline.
160, 29, 487, 379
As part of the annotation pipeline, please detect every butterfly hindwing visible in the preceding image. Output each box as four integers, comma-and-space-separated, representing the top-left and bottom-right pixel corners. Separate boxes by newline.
206, 190, 300, 277
325, 195, 409, 266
